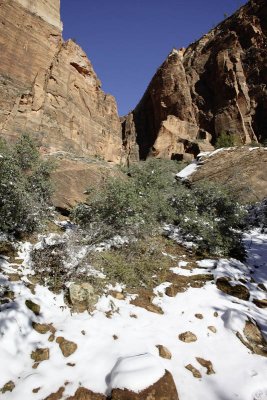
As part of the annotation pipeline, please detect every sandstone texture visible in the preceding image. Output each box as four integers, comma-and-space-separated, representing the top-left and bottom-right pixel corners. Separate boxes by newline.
50, 154, 124, 211
123, 0, 267, 161
110, 370, 179, 400
190, 147, 267, 204
0, 0, 122, 163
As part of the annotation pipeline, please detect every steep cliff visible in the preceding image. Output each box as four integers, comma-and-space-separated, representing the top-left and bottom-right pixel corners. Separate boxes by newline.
123, 0, 267, 161
0, 0, 122, 162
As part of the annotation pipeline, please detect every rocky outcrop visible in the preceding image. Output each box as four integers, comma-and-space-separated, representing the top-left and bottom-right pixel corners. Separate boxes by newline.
0, 0, 122, 163
123, 0, 267, 161
190, 147, 267, 204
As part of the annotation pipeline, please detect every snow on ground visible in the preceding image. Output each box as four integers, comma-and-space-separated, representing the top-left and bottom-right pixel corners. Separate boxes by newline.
0, 230, 266, 399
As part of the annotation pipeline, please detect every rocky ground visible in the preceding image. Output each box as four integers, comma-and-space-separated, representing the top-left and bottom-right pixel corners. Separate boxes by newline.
0, 225, 266, 400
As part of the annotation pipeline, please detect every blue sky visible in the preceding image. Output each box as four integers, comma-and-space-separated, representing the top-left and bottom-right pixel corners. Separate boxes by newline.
61, 0, 246, 116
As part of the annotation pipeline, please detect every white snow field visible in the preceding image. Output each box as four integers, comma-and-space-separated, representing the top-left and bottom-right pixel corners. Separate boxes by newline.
0, 229, 266, 399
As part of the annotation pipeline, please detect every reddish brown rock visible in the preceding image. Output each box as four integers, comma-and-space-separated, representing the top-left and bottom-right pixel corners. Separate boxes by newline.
216, 277, 250, 301
44, 387, 65, 400
110, 370, 179, 400
123, 0, 267, 162
67, 388, 106, 400
0, 0, 122, 163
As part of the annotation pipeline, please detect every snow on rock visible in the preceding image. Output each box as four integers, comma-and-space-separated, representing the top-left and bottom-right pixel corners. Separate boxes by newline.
176, 160, 198, 180
222, 309, 248, 332
108, 353, 165, 393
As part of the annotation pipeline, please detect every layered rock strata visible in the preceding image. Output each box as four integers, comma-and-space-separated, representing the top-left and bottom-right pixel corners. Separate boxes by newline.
0, 0, 122, 162
123, 0, 267, 161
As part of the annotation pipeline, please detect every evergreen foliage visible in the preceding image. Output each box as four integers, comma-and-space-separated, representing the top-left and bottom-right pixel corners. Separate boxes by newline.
0, 134, 53, 235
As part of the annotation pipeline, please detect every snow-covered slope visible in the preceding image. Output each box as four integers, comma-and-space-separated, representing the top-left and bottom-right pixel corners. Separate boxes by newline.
0, 230, 266, 399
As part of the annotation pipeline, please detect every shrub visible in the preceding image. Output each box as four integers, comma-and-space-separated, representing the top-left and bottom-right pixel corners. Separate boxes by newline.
171, 181, 246, 257
215, 132, 241, 149
0, 134, 53, 235
72, 159, 184, 239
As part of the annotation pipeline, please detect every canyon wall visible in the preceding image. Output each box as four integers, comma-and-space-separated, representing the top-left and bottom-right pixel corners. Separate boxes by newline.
123, 0, 267, 161
0, 0, 122, 162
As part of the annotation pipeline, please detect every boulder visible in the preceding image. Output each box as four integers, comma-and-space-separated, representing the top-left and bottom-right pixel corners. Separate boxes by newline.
69, 282, 99, 313
110, 370, 178, 400
56, 337, 77, 357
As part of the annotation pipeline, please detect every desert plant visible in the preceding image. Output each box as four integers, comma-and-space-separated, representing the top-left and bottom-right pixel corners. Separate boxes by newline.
0, 134, 53, 235
215, 132, 241, 149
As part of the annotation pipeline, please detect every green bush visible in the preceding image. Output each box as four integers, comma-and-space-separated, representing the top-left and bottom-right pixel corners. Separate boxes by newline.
72, 159, 184, 239
0, 134, 53, 235
215, 132, 241, 149
172, 181, 246, 257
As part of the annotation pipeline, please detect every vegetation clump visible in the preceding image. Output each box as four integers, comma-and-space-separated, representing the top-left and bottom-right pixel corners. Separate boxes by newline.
0, 134, 53, 235
73, 158, 246, 259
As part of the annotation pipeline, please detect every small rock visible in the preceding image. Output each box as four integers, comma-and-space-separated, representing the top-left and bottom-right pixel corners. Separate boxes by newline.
81, 330, 86, 335
214, 311, 219, 317
67, 363, 76, 367
32, 322, 53, 334
1, 381, 15, 394
185, 364, 202, 378
195, 313, 203, 319
69, 283, 99, 313
7, 273, 21, 282
253, 299, 267, 308
130, 314, 137, 318
216, 277, 250, 300
48, 334, 55, 342
25, 300, 40, 315
31, 348, 49, 362
44, 387, 65, 400
56, 337, 77, 357
196, 357, 215, 375
208, 326, 217, 333
32, 362, 39, 369
258, 283, 267, 292
113, 335, 119, 340
67, 387, 106, 399
156, 344, 172, 359
110, 291, 125, 300
178, 331, 197, 343
32, 387, 41, 393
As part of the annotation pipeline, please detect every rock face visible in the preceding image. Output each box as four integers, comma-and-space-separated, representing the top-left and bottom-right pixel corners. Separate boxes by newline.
123, 0, 267, 161
0, 0, 122, 163
190, 147, 267, 204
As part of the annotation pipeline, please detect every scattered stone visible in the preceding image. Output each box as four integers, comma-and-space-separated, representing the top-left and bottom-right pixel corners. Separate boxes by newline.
48, 334, 55, 342
156, 345, 172, 359
110, 291, 125, 300
67, 363, 76, 367
195, 313, 204, 319
110, 370, 178, 400
1, 381, 15, 394
253, 299, 267, 308
25, 300, 40, 315
237, 320, 267, 357
32, 322, 53, 334
165, 284, 187, 297
196, 357, 215, 375
179, 331, 197, 343
56, 337, 77, 357
130, 290, 163, 314
113, 335, 119, 340
258, 283, 267, 292
81, 330, 86, 335
44, 387, 65, 400
32, 387, 41, 393
214, 312, 219, 317
208, 326, 217, 333
67, 387, 106, 400
130, 314, 138, 319
185, 364, 202, 379
31, 348, 49, 362
216, 277, 250, 301
32, 362, 40, 369
7, 273, 21, 282
69, 282, 99, 313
